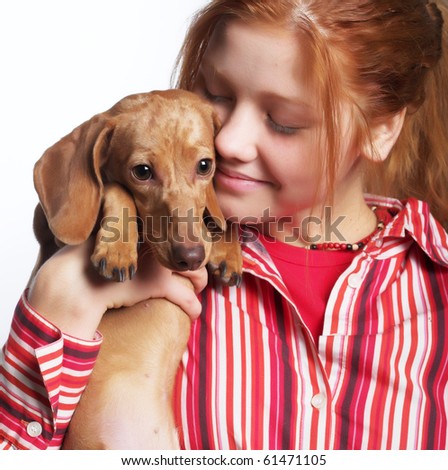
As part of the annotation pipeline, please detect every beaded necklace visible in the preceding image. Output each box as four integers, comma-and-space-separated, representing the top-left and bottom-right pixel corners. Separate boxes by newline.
308, 207, 386, 252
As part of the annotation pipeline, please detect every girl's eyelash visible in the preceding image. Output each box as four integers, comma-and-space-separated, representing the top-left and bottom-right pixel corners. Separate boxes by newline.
203, 87, 216, 100
203, 86, 228, 103
267, 115, 299, 135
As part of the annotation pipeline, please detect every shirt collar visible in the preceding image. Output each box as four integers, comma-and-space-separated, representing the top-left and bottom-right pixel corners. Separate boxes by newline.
240, 196, 448, 271
359, 196, 448, 265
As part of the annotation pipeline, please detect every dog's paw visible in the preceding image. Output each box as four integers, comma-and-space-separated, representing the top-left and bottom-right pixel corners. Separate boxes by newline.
207, 260, 242, 287
207, 226, 243, 287
91, 241, 138, 282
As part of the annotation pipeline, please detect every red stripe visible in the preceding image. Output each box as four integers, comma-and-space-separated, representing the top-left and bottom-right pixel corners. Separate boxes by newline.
237, 285, 248, 450
221, 286, 235, 449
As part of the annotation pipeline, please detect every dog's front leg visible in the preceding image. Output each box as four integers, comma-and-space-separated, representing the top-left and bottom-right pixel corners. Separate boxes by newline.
91, 183, 139, 282
208, 223, 243, 287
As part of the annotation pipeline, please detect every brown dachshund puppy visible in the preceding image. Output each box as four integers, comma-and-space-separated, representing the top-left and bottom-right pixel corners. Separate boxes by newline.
31, 90, 242, 449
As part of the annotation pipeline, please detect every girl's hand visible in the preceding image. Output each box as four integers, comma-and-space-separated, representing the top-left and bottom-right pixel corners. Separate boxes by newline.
28, 239, 206, 340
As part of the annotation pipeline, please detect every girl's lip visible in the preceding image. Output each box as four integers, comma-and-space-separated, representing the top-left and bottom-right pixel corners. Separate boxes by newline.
215, 167, 270, 192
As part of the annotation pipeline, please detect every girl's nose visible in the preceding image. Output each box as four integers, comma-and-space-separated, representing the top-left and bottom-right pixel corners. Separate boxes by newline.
214, 104, 259, 162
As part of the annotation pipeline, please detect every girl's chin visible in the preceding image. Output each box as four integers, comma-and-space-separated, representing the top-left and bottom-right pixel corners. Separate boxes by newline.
217, 194, 277, 225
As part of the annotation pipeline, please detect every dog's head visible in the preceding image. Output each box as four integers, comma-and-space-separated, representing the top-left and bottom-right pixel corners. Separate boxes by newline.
34, 90, 225, 271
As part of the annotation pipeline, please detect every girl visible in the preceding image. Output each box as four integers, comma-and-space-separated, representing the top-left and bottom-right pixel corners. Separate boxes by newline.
1, 0, 448, 450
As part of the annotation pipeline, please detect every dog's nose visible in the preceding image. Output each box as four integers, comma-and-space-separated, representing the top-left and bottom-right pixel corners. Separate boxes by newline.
172, 244, 206, 271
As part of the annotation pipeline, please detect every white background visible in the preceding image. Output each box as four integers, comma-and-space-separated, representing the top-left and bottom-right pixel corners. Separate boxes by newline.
1, 449, 447, 468
0, 0, 209, 342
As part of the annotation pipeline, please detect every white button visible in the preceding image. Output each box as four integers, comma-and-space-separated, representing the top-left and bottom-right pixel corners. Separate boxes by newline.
311, 393, 326, 409
348, 273, 362, 288
26, 421, 42, 437
375, 239, 383, 248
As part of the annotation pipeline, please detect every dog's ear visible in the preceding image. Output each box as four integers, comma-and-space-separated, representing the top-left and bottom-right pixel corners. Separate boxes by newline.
204, 183, 226, 232
33, 116, 114, 245
203, 110, 226, 230
212, 110, 222, 137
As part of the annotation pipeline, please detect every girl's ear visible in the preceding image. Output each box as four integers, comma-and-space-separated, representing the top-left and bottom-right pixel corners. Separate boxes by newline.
361, 108, 407, 162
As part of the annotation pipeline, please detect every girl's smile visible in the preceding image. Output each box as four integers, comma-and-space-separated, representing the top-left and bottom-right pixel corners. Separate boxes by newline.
214, 166, 274, 192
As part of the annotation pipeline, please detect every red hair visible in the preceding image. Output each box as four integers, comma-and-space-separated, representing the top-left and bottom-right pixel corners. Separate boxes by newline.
174, 0, 448, 227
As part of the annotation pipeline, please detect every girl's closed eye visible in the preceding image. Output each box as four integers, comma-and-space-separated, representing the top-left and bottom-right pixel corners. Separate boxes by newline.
202, 84, 232, 104
267, 114, 302, 135
201, 81, 305, 135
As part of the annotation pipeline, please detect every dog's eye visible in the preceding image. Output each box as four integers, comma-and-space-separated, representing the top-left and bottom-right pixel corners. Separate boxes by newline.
197, 158, 213, 176
132, 165, 153, 181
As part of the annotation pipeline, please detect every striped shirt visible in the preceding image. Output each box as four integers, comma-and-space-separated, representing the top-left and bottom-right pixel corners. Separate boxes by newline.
0, 296, 102, 449
1, 196, 447, 449
173, 196, 448, 449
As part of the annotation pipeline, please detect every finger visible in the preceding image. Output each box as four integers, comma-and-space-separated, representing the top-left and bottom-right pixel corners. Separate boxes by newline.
175, 267, 208, 294
163, 281, 203, 321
